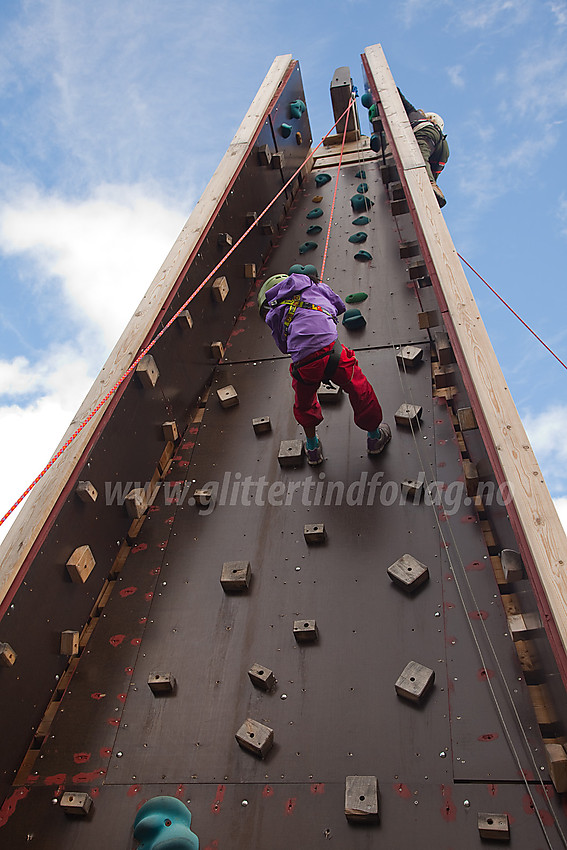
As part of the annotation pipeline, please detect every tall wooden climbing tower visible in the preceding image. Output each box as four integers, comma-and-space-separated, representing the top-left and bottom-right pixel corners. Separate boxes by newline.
2, 44, 567, 849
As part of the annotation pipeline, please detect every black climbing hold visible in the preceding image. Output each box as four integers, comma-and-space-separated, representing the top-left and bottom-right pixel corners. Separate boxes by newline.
299, 242, 318, 254
306, 208, 323, 219
315, 173, 332, 186
342, 308, 367, 330
289, 264, 319, 279
354, 250, 373, 262
353, 215, 370, 226
306, 225, 322, 235
348, 232, 368, 244
280, 123, 292, 138
357, 183, 369, 194
351, 195, 373, 213
290, 99, 306, 119
345, 292, 368, 304
355, 170, 366, 180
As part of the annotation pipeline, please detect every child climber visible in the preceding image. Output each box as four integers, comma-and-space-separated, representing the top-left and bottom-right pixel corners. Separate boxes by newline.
258, 268, 391, 465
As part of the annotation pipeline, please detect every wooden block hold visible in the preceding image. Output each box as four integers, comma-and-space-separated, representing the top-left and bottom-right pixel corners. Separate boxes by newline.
408, 258, 427, 280
193, 488, 213, 507
462, 459, 479, 497
217, 385, 239, 408
396, 345, 423, 369
501, 549, 524, 582
434, 365, 456, 390
457, 407, 477, 431
212, 275, 229, 302
388, 554, 429, 592
345, 775, 380, 823
261, 222, 275, 236
60, 791, 93, 817
244, 263, 257, 279
304, 523, 326, 544
235, 718, 274, 758
76, 480, 97, 503
509, 612, 543, 641
220, 561, 251, 591
66, 545, 95, 584
478, 812, 510, 841
211, 341, 225, 360
399, 240, 420, 259
434, 331, 455, 365
545, 743, 567, 793
317, 381, 342, 403
162, 420, 178, 442
394, 403, 422, 427
136, 354, 159, 388
0, 642, 16, 667
60, 630, 80, 656
257, 144, 272, 166
148, 672, 176, 694
217, 232, 233, 247
252, 416, 271, 434
278, 439, 304, 467
391, 198, 409, 216
401, 479, 424, 502
395, 660, 435, 703
178, 309, 193, 329
272, 151, 285, 169
390, 181, 405, 201
380, 163, 398, 184
125, 487, 148, 520
418, 309, 439, 329
293, 619, 318, 642
248, 663, 276, 691
246, 212, 258, 227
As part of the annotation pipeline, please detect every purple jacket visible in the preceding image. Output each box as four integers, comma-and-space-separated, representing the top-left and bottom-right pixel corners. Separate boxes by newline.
264, 274, 346, 362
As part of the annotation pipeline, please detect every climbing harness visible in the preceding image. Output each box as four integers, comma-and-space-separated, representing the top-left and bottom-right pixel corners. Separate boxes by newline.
290, 339, 342, 386
269, 293, 337, 340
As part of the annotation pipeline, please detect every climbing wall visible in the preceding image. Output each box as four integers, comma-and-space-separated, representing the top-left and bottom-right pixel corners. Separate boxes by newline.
2, 54, 567, 850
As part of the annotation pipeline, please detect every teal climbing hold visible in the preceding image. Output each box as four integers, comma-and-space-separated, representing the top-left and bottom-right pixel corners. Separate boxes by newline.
368, 103, 379, 122
133, 797, 199, 850
345, 292, 368, 304
354, 250, 373, 262
280, 123, 292, 138
361, 92, 374, 109
370, 133, 382, 153
348, 232, 368, 244
353, 215, 370, 226
289, 263, 319, 279
306, 208, 323, 219
342, 308, 367, 330
357, 183, 369, 194
306, 225, 322, 235
315, 173, 332, 186
351, 194, 373, 213
299, 242, 318, 254
290, 99, 306, 119
355, 170, 366, 180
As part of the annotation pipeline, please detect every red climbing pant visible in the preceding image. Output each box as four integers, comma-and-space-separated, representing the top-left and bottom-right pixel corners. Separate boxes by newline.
291, 342, 383, 431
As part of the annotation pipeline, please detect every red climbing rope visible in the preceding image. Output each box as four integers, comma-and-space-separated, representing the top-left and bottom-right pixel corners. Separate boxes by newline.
0, 99, 357, 528
320, 95, 354, 281
458, 253, 567, 371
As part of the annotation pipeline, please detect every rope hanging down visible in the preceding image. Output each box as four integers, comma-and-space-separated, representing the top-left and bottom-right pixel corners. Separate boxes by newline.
320, 95, 354, 280
0, 99, 357, 528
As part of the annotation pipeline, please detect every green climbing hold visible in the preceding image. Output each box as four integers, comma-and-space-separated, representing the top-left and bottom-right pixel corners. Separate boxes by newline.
368, 103, 379, 122
306, 225, 322, 235
354, 250, 373, 262
357, 182, 369, 194
315, 173, 332, 186
351, 194, 374, 213
280, 123, 292, 138
299, 242, 318, 254
353, 215, 370, 226
290, 99, 306, 119
342, 308, 367, 330
348, 232, 368, 244
306, 208, 323, 219
345, 292, 368, 304
355, 170, 366, 180
289, 263, 319, 279
361, 92, 374, 109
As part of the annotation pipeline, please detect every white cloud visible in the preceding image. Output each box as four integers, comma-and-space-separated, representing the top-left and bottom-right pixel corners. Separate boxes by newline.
523, 404, 567, 494
447, 65, 465, 88
548, 0, 567, 27
559, 194, 567, 237
456, 0, 533, 30
554, 497, 567, 534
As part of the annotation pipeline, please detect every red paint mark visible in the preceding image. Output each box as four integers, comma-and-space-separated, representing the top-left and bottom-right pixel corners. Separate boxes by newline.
0, 787, 29, 827
435, 419, 444, 425
523, 793, 536, 815
469, 610, 488, 620
177, 461, 189, 468
211, 784, 226, 814
285, 797, 297, 815
310, 783, 325, 795
100, 748, 112, 759
91, 788, 100, 798
91, 692, 106, 700
128, 784, 142, 797
204, 842, 219, 850
444, 602, 455, 610
149, 505, 161, 512
109, 634, 125, 647
158, 541, 168, 548
173, 455, 183, 461
176, 785, 185, 799
117, 693, 127, 703
540, 809, 554, 826
461, 515, 477, 523
440, 785, 457, 822
262, 785, 274, 797
73, 752, 91, 764
124, 667, 134, 675
438, 461, 446, 468
74, 769, 105, 784
131, 543, 148, 554
438, 512, 448, 522
443, 542, 451, 549
477, 668, 495, 681
145, 592, 153, 602
445, 635, 457, 647
107, 719, 120, 727
488, 783, 498, 796
119, 586, 137, 597
26, 774, 40, 784
466, 560, 484, 571
182, 442, 195, 450
231, 328, 245, 337
131, 638, 141, 646
150, 567, 161, 576
188, 427, 199, 435
238, 315, 246, 322
538, 784, 555, 800
394, 783, 412, 799
165, 516, 174, 525
478, 733, 498, 742
438, 439, 447, 446
521, 769, 535, 781
44, 773, 67, 786
139, 617, 147, 624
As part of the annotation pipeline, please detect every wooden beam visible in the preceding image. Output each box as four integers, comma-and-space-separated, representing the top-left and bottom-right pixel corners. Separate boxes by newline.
363, 43, 567, 671
0, 54, 295, 611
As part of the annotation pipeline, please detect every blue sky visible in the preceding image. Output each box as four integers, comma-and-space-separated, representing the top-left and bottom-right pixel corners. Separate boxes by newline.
0, 0, 566, 539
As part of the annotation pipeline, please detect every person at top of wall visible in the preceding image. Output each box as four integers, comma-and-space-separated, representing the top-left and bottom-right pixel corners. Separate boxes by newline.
257, 268, 391, 465
398, 88, 449, 208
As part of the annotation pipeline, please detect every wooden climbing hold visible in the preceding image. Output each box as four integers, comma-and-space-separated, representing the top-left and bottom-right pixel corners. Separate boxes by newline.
60, 792, 93, 816
66, 545, 95, 585
217, 385, 238, 408
212, 276, 229, 302
76, 480, 98, 503
395, 661, 435, 702
162, 421, 179, 442
394, 403, 422, 427
60, 630, 80, 656
235, 718, 274, 758
220, 561, 251, 592
257, 144, 272, 166
136, 354, 160, 388
477, 812, 510, 841
148, 672, 176, 694
345, 776, 379, 823
388, 554, 429, 592
304, 523, 326, 544
0, 642, 16, 667
278, 439, 304, 467
252, 416, 271, 434
293, 620, 318, 642
248, 663, 276, 691
125, 487, 148, 520
396, 345, 423, 368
